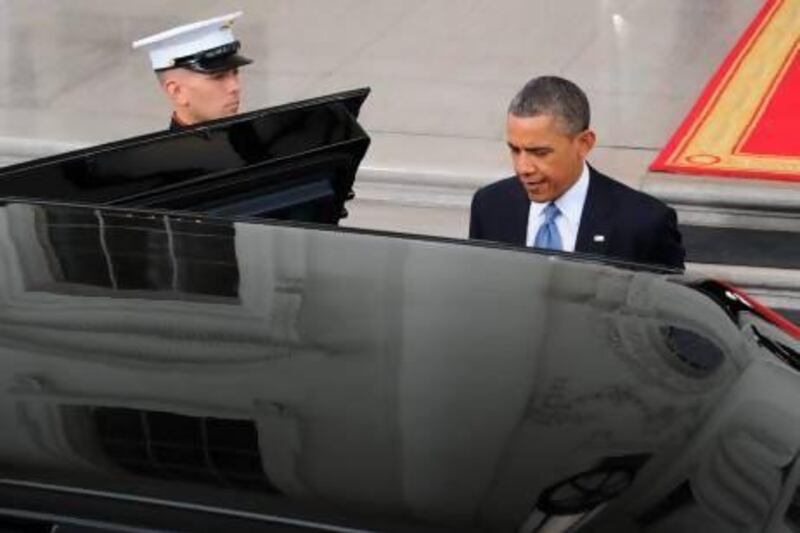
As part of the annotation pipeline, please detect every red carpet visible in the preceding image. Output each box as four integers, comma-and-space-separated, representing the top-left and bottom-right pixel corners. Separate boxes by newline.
740, 44, 800, 156
651, 0, 800, 182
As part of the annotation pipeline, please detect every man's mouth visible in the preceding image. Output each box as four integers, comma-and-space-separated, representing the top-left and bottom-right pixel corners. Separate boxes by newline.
522, 178, 545, 187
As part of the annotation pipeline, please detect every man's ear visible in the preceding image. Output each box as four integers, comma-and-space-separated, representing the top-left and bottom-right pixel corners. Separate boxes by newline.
577, 128, 596, 158
162, 78, 186, 107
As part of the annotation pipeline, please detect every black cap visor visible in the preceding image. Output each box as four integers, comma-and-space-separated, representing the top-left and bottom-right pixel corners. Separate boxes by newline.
186, 53, 252, 73
166, 41, 253, 74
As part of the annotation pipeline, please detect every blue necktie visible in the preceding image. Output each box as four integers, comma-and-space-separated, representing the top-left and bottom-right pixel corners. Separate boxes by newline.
534, 203, 563, 251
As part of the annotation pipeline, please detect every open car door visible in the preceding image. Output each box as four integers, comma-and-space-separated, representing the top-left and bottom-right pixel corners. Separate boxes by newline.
0, 88, 370, 224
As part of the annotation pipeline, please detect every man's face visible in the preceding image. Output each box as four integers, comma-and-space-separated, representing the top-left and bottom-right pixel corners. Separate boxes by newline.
506, 113, 595, 203
166, 68, 242, 124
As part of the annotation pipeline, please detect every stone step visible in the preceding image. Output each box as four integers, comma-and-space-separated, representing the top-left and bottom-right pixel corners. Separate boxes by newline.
0, 136, 85, 167
685, 263, 800, 312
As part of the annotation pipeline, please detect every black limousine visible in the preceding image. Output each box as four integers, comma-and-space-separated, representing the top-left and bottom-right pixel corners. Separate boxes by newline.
0, 90, 796, 532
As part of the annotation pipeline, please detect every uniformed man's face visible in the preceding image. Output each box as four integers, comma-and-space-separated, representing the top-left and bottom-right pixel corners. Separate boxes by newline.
507, 113, 595, 203
166, 68, 242, 124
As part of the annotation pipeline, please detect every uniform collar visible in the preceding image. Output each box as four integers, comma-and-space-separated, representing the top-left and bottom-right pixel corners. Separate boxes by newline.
169, 113, 190, 131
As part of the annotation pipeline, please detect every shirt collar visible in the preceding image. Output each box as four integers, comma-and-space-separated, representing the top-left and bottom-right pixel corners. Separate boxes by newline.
528, 162, 590, 225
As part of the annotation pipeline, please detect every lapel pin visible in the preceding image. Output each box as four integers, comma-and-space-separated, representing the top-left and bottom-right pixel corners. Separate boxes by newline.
593, 235, 605, 243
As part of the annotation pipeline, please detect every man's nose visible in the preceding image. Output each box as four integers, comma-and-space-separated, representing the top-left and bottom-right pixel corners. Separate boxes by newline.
227, 73, 241, 93
516, 153, 538, 175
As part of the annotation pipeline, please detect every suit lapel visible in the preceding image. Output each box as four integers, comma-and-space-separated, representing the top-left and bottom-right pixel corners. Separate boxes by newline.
576, 167, 613, 256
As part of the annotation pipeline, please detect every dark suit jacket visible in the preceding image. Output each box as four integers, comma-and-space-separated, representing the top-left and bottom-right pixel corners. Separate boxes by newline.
469, 166, 685, 269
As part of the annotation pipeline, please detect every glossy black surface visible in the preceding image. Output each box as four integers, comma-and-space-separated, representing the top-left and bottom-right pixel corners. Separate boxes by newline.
0, 200, 798, 532
0, 89, 370, 224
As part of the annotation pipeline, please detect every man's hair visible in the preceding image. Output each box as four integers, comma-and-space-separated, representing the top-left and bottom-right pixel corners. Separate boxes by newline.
508, 76, 590, 136
156, 70, 170, 85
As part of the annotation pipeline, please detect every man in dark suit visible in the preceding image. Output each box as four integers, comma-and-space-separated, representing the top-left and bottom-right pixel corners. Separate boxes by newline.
469, 76, 685, 269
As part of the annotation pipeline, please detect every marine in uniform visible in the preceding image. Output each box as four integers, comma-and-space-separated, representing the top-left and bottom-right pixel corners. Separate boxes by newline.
133, 12, 253, 130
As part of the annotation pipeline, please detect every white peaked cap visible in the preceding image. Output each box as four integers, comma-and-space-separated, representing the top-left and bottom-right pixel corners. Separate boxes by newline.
132, 12, 246, 71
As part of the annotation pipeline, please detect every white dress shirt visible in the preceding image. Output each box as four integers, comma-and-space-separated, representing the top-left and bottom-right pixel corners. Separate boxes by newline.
526, 163, 590, 252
